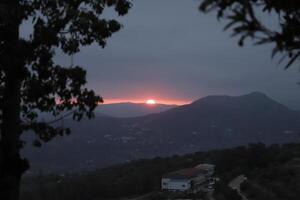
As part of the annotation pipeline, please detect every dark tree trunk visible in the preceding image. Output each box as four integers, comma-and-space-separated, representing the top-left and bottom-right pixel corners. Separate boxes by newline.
0, 1, 29, 200
0, 69, 26, 200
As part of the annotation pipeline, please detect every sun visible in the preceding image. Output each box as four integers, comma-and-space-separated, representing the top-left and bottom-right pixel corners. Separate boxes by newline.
146, 99, 156, 105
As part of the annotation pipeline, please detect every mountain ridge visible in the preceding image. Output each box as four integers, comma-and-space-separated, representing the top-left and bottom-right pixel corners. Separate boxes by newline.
23, 92, 300, 172
95, 102, 177, 118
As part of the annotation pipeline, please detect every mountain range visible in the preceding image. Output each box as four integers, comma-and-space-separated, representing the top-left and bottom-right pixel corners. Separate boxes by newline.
94, 102, 176, 118
22, 92, 300, 173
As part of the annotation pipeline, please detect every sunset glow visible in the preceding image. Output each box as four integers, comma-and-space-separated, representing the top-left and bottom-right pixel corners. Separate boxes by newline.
103, 98, 191, 106
146, 99, 156, 105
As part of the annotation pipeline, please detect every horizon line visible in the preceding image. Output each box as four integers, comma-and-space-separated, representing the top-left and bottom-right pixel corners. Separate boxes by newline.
101, 98, 192, 106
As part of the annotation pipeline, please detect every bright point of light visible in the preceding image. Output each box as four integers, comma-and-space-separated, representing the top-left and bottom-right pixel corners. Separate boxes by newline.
146, 99, 156, 105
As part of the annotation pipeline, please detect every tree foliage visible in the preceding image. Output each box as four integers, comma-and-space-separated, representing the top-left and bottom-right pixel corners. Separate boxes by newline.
20, 143, 300, 200
199, 0, 300, 68
0, 1, 131, 199
0, 0, 131, 147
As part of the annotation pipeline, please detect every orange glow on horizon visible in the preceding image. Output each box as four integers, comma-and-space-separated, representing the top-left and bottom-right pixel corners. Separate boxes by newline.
101, 98, 191, 106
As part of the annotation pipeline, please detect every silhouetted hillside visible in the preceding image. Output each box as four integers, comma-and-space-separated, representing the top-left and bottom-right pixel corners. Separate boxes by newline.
21, 144, 300, 200
22, 92, 300, 172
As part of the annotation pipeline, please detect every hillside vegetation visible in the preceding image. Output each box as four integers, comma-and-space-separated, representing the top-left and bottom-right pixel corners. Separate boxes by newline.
241, 158, 300, 200
21, 143, 300, 200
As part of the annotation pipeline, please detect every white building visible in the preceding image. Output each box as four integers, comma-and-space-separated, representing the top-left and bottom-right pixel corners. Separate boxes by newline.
161, 164, 215, 193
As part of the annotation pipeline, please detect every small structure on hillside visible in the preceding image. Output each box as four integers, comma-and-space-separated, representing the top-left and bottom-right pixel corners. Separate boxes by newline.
161, 164, 215, 193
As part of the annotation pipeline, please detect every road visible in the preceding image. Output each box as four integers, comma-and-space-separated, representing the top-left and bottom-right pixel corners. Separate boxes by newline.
207, 189, 215, 200
228, 175, 248, 200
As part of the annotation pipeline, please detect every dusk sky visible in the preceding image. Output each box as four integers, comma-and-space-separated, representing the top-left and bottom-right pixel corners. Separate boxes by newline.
53, 0, 300, 108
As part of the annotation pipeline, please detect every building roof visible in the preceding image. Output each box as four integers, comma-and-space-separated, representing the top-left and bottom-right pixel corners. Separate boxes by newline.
163, 167, 208, 179
195, 163, 215, 170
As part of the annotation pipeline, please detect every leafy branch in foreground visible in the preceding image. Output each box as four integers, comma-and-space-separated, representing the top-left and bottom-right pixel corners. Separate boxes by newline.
199, 0, 300, 68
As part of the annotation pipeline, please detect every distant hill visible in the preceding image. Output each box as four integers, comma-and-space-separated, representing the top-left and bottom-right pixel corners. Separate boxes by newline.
22, 92, 300, 172
95, 102, 177, 118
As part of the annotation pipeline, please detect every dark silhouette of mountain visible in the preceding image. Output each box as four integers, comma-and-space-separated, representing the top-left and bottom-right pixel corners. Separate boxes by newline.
95, 102, 177, 118
22, 92, 300, 172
